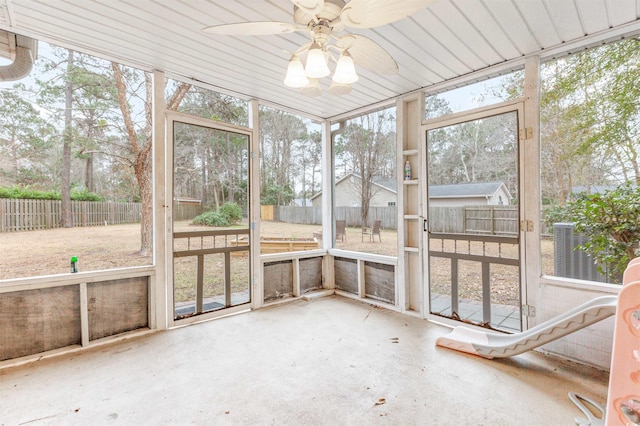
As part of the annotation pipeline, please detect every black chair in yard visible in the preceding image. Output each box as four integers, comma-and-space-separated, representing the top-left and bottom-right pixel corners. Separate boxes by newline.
362, 219, 382, 242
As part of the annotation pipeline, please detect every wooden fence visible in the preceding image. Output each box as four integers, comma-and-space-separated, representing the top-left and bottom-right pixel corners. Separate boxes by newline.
463, 206, 519, 234
174, 204, 203, 222
334, 206, 398, 229
2, 199, 548, 236
274, 206, 398, 229
0, 199, 142, 232
272, 205, 550, 235
428, 207, 464, 233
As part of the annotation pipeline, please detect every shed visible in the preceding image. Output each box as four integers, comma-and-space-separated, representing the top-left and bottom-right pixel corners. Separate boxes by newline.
174, 197, 202, 206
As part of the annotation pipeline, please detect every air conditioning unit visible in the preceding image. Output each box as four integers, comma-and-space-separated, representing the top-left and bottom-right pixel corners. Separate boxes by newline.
553, 223, 608, 283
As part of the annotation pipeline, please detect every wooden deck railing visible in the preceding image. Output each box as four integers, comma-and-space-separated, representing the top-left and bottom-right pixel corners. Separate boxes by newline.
172, 228, 250, 319
428, 232, 519, 328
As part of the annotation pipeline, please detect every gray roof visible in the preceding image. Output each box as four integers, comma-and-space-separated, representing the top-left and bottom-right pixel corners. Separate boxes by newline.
429, 182, 506, 198
311, 177, 508, 200
311, 173, 397, 200
372, 176, 398, 193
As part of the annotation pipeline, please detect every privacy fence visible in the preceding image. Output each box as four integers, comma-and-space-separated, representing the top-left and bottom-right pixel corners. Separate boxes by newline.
0, 199, 205, 232
269, 205, 550, 235
3, 200, 549, 236
272, 206, 398, 229
0, 199, 142, 232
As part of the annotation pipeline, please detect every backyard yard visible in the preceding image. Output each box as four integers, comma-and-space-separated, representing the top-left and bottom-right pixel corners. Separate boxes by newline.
0, 220, 555, 308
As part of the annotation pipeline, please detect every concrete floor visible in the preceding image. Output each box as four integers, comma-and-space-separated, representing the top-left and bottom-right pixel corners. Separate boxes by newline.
0, 295, 609, 425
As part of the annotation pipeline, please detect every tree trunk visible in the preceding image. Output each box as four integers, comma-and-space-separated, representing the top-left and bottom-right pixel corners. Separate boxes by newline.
136, 156, 153, 256
84, 122, 95, 192
61, 49, 75, 228
200, 144, 209, 207
226, 132, 234, 203
85, 153, 94, 192
10, 136, 18, 177
111, 63, 190, 255
138, 73, 154, 255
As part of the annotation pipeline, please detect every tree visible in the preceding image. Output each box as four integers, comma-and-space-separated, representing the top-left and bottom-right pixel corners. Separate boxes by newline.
538, 38, 640, 205
112, 64, 190, 255
425, 94, 452, 120
175, 87, 248, 209
259, 108, 307, 205
59, 49, 75, 227
71, 66, 119, 193
426, 112, 519, 205
557, 184, 640, 282
582, 39, 640, 186
34, 46, 122, 223
0, 89, 54, 184
335, 108, 396, 225
294, 129, 322, 200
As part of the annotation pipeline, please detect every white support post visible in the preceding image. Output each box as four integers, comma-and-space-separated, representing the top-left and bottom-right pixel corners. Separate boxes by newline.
79, 282, 89, 346
396, 92, 424, 316
321, 119, 333, 251
357, 259, 366, 298
522, 56, 541, 330
396, 97, 407, 312
249, 99, 263, 309
323, 254, 335, 290
151, 69, 167, 330
292, 258, 300, 297
321, 119, 335, 290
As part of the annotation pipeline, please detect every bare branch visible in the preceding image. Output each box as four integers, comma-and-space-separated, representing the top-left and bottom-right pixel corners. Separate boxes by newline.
166, 82, 191, 111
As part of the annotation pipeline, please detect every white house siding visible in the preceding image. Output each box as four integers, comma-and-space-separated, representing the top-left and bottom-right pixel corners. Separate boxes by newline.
370, 189, 396, 207
313, 176, 396, 207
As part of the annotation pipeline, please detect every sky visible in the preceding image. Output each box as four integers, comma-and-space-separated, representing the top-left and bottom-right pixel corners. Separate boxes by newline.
427, 73, 520, 118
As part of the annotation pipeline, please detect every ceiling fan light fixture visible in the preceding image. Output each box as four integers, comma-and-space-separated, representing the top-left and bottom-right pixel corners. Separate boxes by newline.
332, 49, 358, 84
284, 54, 309, 88
305, 42, 330, 78
205, 0, 416, 97
300, 78, 322, 97
329, 80, 352, 95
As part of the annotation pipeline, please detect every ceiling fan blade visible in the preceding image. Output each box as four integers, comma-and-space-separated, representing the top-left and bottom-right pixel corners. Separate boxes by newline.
336, 34, 398, 75
203, 21, 303, 36
291, 0, 325, 16
340, 0, 436, 29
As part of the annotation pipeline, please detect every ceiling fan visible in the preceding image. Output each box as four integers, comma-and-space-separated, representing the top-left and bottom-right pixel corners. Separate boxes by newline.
203, 0, 436, 96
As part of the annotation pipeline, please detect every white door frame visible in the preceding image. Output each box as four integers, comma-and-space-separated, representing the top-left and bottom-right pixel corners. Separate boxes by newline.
421, 100, 532, 331
165, 111, 254, 328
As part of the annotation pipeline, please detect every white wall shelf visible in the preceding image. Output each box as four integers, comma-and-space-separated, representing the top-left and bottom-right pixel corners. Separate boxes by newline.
397, 93, 424, 316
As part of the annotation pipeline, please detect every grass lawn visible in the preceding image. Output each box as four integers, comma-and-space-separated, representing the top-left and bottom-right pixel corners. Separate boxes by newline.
0, 219, 556, 307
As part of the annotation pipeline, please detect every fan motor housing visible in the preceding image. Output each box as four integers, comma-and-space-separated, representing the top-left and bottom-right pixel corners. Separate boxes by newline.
293, 0, 345, 26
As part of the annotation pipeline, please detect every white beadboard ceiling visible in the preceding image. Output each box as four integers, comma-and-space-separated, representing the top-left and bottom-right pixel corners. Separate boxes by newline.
0, 0, 639, 119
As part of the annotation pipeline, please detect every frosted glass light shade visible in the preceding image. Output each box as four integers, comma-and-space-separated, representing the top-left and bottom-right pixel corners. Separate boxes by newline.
332, 50, 358, 84
305, 42, 330, 78
329, 80, 352, 95
283, 55, 309, 88
300, 78, 322, 97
